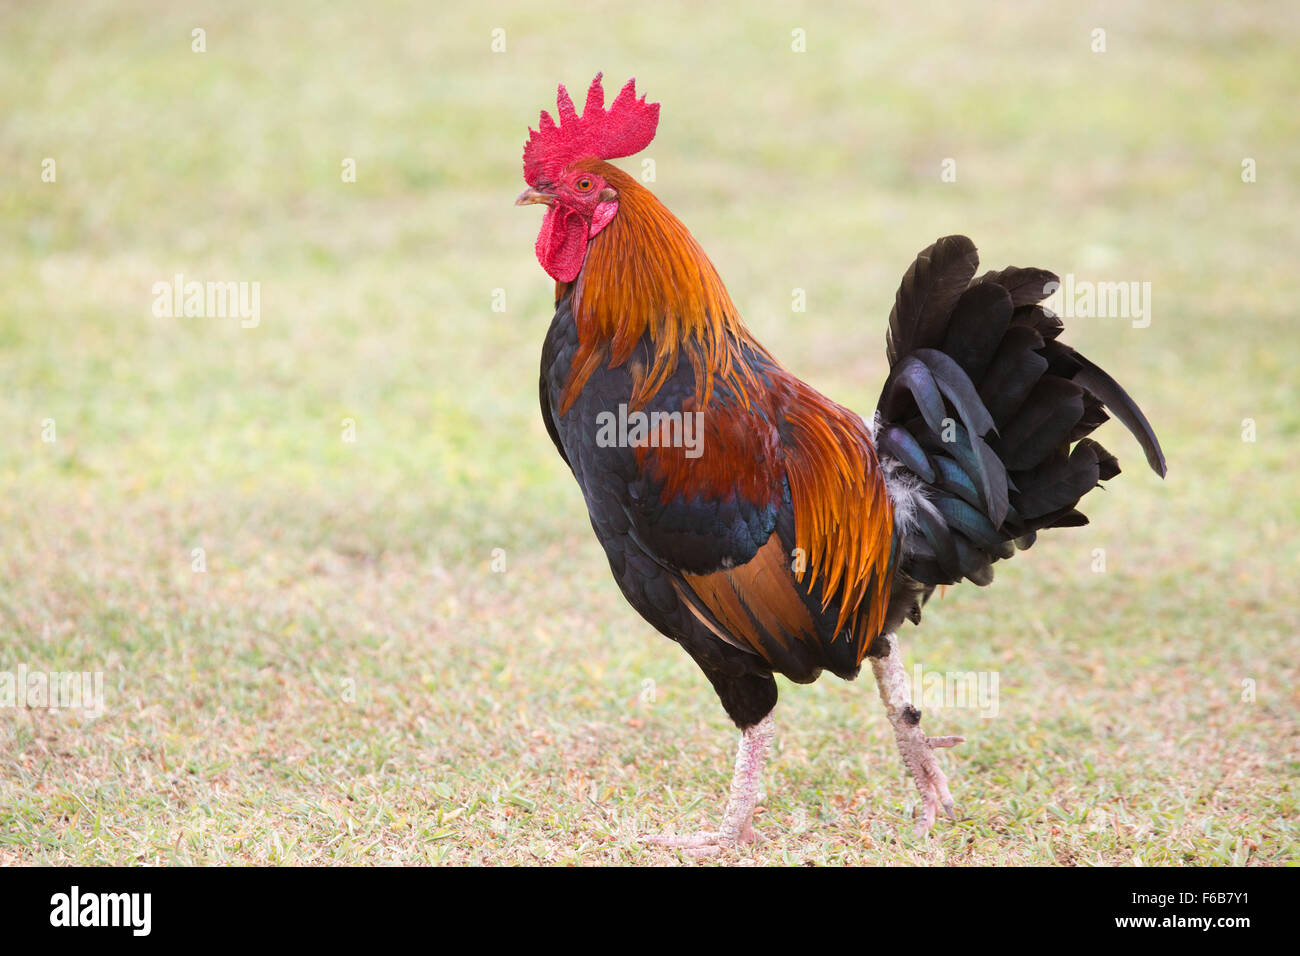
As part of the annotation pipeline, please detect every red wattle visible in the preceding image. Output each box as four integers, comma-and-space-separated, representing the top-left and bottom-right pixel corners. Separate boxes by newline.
536, 206, 589, 282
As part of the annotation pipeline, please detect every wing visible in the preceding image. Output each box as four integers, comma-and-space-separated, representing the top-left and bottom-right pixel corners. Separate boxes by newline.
624, 346, 896, 681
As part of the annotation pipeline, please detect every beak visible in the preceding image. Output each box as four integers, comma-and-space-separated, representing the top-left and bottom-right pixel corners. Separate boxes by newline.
515, 187, 556, 207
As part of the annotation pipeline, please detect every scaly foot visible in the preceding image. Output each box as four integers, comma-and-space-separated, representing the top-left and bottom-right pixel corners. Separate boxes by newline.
639, 712, 774, 857
889, 705, 964, 834
638, 821, 761, 857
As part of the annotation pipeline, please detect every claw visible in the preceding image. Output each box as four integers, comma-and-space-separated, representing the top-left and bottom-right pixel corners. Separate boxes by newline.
911, 733, 963, 835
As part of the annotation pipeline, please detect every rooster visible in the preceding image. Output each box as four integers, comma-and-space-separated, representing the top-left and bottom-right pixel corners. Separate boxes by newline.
517, 74, 1165, 854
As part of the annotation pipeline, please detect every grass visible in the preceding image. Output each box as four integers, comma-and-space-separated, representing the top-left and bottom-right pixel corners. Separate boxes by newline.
0, 0, 1296, 865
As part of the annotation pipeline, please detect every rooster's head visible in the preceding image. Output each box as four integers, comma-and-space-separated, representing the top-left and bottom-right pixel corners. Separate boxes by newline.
517, 73, 659, 282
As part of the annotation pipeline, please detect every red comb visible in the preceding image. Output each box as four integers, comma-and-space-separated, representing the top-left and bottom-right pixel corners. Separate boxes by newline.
523, 73, 660, 186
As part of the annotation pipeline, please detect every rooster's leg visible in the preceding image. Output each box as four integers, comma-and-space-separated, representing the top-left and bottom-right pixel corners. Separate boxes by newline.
870, 633, 964, 835
639, 710, 774, 856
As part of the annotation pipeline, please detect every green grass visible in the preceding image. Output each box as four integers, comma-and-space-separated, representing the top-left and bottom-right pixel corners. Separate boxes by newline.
0, 0, 1296, 865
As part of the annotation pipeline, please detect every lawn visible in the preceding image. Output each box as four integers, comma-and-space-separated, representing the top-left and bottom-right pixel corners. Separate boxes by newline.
0, 0, 1296, 865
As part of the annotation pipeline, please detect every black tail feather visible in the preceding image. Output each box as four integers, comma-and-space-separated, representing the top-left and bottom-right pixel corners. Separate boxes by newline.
886, 235, 980, 366
971, 266, 1060, 308
876, 236, 1166, 613
942, 283, 1014, 383
1070, 354, 1168, 478
993, 376, 1084, 470
977, 325, 1048, 426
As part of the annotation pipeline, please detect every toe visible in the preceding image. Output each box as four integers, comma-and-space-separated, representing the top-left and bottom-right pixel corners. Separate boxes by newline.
639, 831, 723, 849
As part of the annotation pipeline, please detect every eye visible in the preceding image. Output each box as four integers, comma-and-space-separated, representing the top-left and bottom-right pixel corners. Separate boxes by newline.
575, 177, 594, 192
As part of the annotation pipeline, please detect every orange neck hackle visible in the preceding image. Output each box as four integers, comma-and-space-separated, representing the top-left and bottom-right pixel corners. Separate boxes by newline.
557, 160, 762, 415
